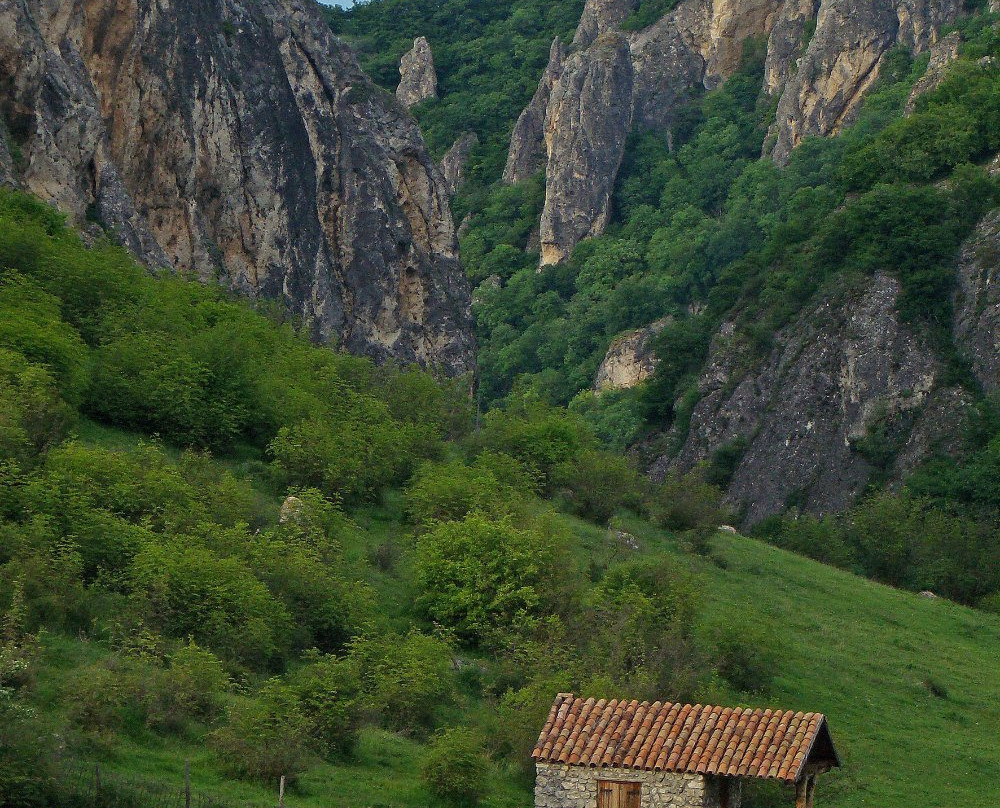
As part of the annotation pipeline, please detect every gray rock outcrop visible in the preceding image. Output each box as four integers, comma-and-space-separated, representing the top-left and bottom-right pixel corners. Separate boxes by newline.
594, 318, 670, 391
504, 38, 564, 185
653, 274, 940, 524
539, 33, 634, 267
0, 0, 474, 376
763, 0, 820, 96
769, 0, 960, 164
954, 209, 1000, 392
0, 117, 17, 187
439, 131, 478, 196
396, 36, 438, 108
905, 31, 961, 113
574, 0, 639, 47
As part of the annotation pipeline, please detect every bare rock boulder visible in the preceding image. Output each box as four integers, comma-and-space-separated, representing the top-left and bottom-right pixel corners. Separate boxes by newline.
594, 318, 670, 391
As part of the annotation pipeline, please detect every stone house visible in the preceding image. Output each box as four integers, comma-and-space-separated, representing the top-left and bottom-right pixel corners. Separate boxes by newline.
533, 694, 840, 808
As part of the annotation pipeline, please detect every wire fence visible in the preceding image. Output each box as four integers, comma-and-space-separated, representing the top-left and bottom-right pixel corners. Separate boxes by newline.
55, 761, 281, 808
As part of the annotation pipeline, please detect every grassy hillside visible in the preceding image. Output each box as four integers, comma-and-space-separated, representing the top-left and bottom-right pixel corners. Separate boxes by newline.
25, 478, 1000, 808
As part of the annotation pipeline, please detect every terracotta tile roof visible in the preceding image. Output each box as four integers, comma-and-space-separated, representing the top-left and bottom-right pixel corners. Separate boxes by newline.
532, 694, 839, 784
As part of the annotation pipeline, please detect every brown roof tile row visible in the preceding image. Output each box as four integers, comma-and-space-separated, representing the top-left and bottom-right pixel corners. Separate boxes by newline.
532, 694, 834, 784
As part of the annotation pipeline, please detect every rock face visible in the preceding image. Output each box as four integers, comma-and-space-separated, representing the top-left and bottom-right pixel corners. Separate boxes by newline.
574, 0, 639, 47
763, 0, 820, 96
539, 33, 633, 267
507, 0, 958, 261
503, 38, 564, 185
769, 0, 960, 163
905, 31, 961, 113
0, 0, 474, 375
653, 274, 940, 524
954, 209, 1000, 392
0, 117, 17, 187
594, 318, 669, 391
397, 36, 438, 108
439, 131, 478, 197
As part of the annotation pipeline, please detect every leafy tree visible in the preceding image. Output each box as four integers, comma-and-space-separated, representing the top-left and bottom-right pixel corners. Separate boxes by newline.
414, 514, 564, 646
421, 728, 489, 806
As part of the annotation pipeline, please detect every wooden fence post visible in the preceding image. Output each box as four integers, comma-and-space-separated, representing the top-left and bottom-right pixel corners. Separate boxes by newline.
184, 760, 191, 808
278, 775, 285, 808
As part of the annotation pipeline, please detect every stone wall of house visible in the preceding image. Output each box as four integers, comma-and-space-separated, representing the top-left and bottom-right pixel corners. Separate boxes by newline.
535, 763, 739, 808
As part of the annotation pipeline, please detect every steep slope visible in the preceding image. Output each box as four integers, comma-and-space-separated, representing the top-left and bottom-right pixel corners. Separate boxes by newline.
0, 0, 474, 374
768, 0, 961, 163
508, 0, 958, 264
654, 275, 942, 523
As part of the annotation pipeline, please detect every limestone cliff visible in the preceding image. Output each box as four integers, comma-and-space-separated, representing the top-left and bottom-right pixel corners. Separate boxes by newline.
652, 274, 940, 524
574, 0, 639, 47
954, 210, 1000, 392
769, 0, 960, 163
594, 318, 669, 391
905, 31, 961, 114
0, 0, 474, 375
503, 39, 564, 185
507, 0, 958, 262
396, 36, 438, 108
539, 33, 633, 267
439, 132, 478, 197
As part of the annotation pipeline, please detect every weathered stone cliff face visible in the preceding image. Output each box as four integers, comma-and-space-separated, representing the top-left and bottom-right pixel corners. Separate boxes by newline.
539, 33, 633, 267
396, 36, 438, 108
0, 0, 474, 375
652, 274, 940, 524
769, 0, 960, 163
954, 210, 1000, 392
503, 39, 564, 185
508, 0, 958, 261
905, 31, 960, 113
439, 131, 478, 197
573, 0, 639, 47
594, 318, 669, 391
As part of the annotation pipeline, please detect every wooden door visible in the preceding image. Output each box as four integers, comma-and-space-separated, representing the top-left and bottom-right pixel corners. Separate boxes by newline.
597, 780, 641, 808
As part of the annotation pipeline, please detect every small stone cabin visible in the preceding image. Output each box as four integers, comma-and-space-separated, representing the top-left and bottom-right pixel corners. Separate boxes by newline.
533, 694, 840, 808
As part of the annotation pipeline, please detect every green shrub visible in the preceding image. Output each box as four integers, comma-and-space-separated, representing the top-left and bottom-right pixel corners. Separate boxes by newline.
129, 540, 291, 666
404, 458, 511, 526
706, 617, 779, 694
551, 448, 647, 524
648, 469, 728, 534
414, 514, 563, 646
421, 728, 489, 806
292, 652, 363, 759
162, 639, 230, 721
210, 679, 315, 782
469, 398, 594, 486
349, 630, 456, 734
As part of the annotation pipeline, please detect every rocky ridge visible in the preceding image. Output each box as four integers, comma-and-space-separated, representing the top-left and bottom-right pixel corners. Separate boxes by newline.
539, 33, 634, 267
506, 0, 959, 263
0, 0, 474, 375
